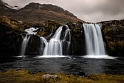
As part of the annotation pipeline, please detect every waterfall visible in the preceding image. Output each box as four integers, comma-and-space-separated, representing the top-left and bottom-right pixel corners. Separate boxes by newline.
62, 25, 71, 55
39, 37, 48, 55
20, 27, 37, 56
19, 25, 71, 57
42, 25, 71, 56
83, 23, 116, 59
20, 34, 31, 56
83, 23, 106, 55
43, 26, 63, 55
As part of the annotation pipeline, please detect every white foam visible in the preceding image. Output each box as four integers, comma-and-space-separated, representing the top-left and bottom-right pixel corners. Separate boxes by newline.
82, 55, 116, 59
25, 27, 38, 35
15, 55, 26, 58
35, 55, 68, 58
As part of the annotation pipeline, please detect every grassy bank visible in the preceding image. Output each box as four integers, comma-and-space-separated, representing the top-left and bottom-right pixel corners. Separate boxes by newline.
0, 69, 124, 83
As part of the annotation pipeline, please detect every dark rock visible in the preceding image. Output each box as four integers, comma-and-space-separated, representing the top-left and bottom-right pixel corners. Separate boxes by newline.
101, 19, 124, 56
0, 16, 25, 56
67, 22, 86, 55
77, 71, 86, 77
25, 35, 41, 55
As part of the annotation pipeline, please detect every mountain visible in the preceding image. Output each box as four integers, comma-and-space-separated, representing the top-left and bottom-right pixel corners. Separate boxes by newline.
0, 0, 84, 25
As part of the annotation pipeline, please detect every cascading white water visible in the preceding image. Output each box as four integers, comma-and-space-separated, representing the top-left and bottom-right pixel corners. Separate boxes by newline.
41, 25, 71, 56
63, 25, 71, 42
20, 35, 30, 56
43, 26, 63, 55
25, 27, 38, 35
19, 25, 71, 57
20, 27, 37, 56
62, 25, 71, 54
83, 24, 105, 55
83, 24, 116, 59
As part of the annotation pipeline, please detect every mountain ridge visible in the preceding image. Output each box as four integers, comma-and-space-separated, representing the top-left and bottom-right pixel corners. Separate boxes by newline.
0, 0, 84, 25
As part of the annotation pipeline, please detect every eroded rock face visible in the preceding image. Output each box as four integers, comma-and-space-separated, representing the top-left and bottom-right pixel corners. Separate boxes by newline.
25, 35, 41, 55
67, 22, 86, 55
101, 20, 124, 56
1, 15, 124, 56
0, 16, 25, 56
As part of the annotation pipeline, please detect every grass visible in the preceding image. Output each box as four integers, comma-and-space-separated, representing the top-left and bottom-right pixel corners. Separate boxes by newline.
0, 69, 124, 83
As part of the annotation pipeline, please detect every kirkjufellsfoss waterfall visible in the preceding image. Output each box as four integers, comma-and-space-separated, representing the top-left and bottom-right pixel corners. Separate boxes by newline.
83, 24, 115, 59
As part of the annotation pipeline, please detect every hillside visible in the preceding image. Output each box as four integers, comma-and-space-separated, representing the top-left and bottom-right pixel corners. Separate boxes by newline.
0, 0, 84, 25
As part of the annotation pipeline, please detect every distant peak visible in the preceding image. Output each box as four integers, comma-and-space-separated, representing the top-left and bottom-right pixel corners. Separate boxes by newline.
0, 0, 2, 2
0, 0, 20, 10
0, 0, 4, 4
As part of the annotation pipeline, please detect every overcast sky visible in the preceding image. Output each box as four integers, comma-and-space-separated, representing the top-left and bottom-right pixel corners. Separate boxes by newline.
3, 0, 124, 22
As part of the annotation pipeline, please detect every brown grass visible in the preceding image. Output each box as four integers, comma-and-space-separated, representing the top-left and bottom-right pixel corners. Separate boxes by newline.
0, 69, 124, 83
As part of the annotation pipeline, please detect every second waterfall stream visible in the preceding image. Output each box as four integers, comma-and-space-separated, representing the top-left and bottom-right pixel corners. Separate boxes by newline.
41, 25, 71, 56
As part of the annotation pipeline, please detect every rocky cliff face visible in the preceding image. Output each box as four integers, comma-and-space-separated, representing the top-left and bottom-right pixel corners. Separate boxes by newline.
0, 16, 26, 56
67, 22, 86, 55
0, 16, 85, 56
0, 15, 124, 56
101, 19, 124, 56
